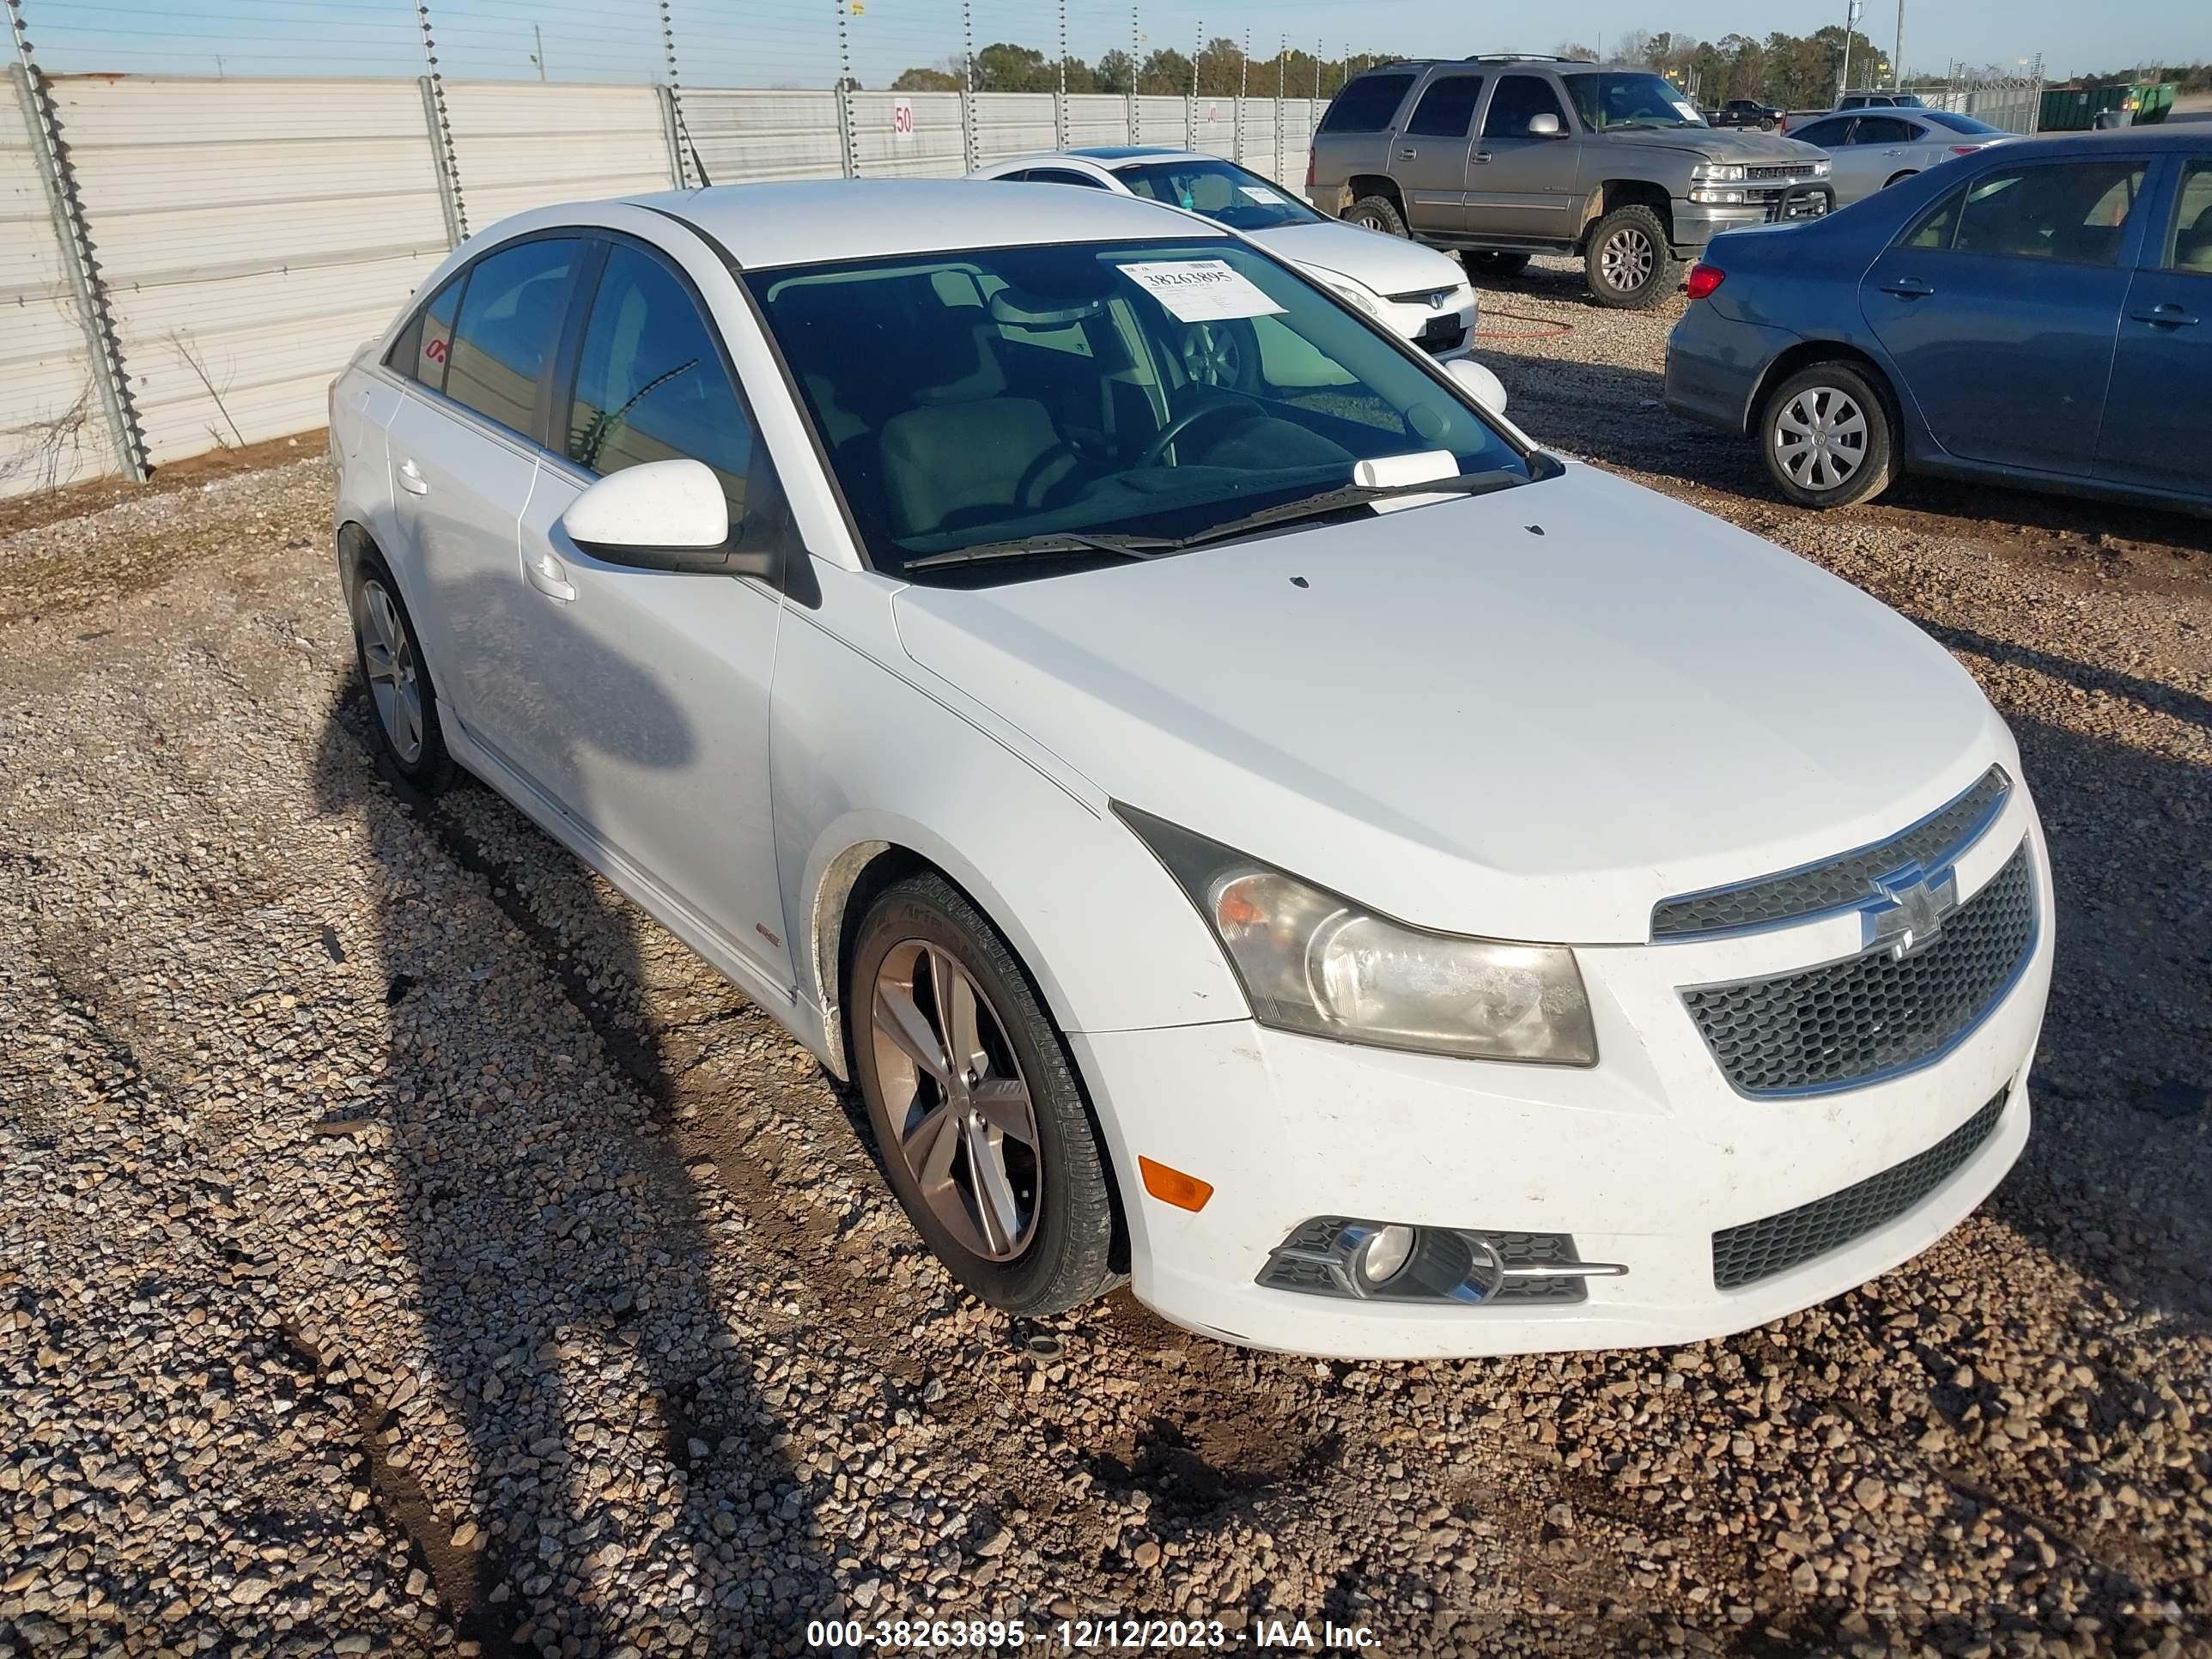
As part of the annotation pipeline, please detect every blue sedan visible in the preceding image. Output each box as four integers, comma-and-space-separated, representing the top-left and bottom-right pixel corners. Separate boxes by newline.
1665, 127, 2211, 513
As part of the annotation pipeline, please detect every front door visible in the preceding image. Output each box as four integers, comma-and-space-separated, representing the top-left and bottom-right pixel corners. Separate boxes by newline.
1389, 73, 1485, 234
2096, 155, 2212, 502
1466, 75, 1581, 243
506, 239, 792, 988
1861, 155, 2151, 476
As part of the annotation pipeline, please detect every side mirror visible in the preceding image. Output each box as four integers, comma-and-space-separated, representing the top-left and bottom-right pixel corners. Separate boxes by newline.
1527, 112, 1565, 138
561, 458, 772, 580
1446, 357, 1509, 416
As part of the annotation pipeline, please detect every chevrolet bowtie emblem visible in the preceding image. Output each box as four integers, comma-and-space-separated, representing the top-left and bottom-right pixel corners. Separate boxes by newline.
1862, 862, 1959, 960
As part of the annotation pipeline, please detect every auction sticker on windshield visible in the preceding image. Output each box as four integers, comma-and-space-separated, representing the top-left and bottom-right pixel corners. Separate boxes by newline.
1118, 259, 1287, 323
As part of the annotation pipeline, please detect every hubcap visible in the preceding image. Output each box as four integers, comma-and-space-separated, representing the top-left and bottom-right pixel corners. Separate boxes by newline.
1772, 386, 1869, 493
871, 941, 1042, 1263
1600, 227, 1656, 291
1180, 323, 1243, 388
358, 580, 424, 764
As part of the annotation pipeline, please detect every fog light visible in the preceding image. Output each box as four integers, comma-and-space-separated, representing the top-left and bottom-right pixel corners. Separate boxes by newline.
1259, 1217, 1627, 1305
1356, 1224, 1416, 1288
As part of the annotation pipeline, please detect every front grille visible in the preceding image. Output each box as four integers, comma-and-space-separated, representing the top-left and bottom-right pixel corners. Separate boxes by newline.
1654, 767, 2009, 939
1746, 163, 1821, 181
1712, 1089, 2007, 1289
1683, 842, 2035, 1096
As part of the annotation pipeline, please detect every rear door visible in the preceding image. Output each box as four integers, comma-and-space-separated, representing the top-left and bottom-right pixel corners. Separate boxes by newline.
1860, 154, 2151, 477
1389, 72, 1485, 234
383, 234, 584, 738
1467, 74, 1580, 242
2095, 155, 2212, 501
1838, 115, 1918, 198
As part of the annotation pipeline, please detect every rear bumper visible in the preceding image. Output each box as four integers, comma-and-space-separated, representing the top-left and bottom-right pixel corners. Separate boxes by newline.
1664, 306, 1799, 434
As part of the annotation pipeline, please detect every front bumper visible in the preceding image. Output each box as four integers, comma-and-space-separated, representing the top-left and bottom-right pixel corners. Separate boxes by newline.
1671, 182, 1833, 253
1074, 802, 2051, 1360
1378, 289, 1479, 361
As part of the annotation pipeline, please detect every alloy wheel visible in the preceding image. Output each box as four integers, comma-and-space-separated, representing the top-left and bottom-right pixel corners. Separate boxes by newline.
1180, 323, 1244, 388
1771, 386, 1869, 494
1599, 226, 1656, 293
358, 579, 425, 764
871, 939, 1042, 1262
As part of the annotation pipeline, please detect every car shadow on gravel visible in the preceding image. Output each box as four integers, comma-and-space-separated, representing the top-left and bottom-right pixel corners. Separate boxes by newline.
1962, 701, 2212, 1334
313, 677, 833, 1656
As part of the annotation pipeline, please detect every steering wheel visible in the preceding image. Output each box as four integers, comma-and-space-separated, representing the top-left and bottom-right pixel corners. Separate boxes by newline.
1137, 390, 1264, 470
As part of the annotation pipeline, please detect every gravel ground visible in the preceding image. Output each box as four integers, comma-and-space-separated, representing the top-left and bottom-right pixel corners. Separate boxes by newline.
2, 270, 2209, 1659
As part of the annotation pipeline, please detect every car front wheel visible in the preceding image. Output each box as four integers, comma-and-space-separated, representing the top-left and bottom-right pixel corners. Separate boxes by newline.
1759, 361, 1898, 508
1584, 204, 1675, 309
850, 872, 1121, 1316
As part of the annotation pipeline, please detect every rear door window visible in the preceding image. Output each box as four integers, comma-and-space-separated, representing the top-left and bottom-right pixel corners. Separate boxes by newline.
1319, 72, 1416, 133
386, 276, 463, 392
2168, 160, 2212, 272
1790, 117, 1856, 148
443, 236, 581, 436
1850, 116, 1917, 144
1403, 76, 1484, 137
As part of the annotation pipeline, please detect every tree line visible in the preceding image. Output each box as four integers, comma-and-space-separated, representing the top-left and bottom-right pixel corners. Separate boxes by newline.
886, 33, 2211, 108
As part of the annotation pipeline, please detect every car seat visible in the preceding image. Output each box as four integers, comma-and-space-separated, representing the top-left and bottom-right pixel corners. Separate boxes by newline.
2176, 203, 2212, 273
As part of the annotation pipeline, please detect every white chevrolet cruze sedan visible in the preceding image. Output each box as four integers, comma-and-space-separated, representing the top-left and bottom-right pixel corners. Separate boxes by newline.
967, 147, 1487, 370
329, 179, 2052, 1360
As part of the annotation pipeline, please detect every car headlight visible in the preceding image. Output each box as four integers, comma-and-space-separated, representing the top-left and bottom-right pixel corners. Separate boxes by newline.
1315, 273, 1380, 315
1691, 161, 1747, 182
1812, 158, 1832, 177
1115, 805, 1598, 1065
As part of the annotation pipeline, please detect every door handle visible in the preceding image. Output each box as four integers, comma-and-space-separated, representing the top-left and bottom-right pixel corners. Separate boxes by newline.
1470, 150, 1492, 164
524, 549, 577, 603
397, 458, 428, 495
1398, 146, 1418, 159
2130, 302, 2199, 327
1880, 276, 1935, 298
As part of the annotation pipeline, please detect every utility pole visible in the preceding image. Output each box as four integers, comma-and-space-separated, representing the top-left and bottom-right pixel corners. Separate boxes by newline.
1054, 0, 1066, 149
1892, 0, 1905, 89
1838, 0, 1861, 98
532, 22, 544, 79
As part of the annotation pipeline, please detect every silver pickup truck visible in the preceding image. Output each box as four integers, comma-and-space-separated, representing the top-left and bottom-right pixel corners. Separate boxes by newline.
1308, 55, 1834, 308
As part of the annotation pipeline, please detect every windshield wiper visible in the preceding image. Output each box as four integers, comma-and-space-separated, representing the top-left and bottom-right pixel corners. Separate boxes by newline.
903, 531, 1177, 572
1162, 469, 1525, 550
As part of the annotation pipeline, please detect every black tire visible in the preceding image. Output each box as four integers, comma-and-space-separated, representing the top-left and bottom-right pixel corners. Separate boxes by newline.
1758, 361, 1898, 509
346, 544, 456, 793
848, 872, 1121, 1316
1345, 193, 1408, 237
1463, 250, 1533, 279
1583, 204, 1676, 310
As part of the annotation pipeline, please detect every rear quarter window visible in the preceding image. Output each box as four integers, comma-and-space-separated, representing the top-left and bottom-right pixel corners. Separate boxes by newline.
1319, 72, 1417, 134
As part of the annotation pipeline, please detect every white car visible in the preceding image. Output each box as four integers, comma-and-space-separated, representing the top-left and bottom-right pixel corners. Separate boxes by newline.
971, 147, 1488, 376
330, 179, 2051, 1360
1782, 109, 2014, 207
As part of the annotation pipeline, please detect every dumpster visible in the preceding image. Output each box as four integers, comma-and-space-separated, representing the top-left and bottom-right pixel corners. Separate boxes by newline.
2040, 81, 2177, 131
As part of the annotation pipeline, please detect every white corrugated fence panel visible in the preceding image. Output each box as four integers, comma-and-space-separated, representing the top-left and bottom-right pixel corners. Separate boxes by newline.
684, 89, 842, 183
1188, 98, 1236, 158
51, 75, 450, 467
848, 92, 963, 178
1064, 94, 1130, 149
446, 82, 674, 228
1133, 95, 1188, 147
970, 94, 1055, 166
1, 73, 117, 495
1237, 98, 1278, 175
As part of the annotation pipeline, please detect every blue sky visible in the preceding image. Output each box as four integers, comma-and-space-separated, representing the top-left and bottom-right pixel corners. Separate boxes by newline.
29, 0, 2212, 88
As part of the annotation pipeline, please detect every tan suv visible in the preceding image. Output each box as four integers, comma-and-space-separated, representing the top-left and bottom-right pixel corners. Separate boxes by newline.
1308, 55, 1832, 308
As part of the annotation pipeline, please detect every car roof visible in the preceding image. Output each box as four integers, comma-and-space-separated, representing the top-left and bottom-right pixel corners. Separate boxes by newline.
1347, 56, 1634, 75
1948, 126, 2212, 157
620, 179, 1214, 269
1067, 145, 1188, 161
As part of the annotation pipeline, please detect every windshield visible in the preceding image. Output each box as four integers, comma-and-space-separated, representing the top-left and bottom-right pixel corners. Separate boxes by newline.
1115, 158, 1325, 230
1566, 71, 1707, 131
748, 239, 1533, 580
1923, 109, 2001, 135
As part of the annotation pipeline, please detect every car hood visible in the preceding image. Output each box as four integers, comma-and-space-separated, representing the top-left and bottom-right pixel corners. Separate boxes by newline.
1250, 220, 1469, 298
890, 465, 2002, 945
1596, 126, 1825, 164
